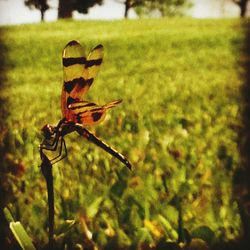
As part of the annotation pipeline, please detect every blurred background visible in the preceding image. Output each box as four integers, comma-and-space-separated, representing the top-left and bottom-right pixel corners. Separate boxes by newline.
0, 0, 250, 24
0, 0, 250, 249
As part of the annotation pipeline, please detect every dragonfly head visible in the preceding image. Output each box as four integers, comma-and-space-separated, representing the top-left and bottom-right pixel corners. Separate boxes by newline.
41, 124, 55, 139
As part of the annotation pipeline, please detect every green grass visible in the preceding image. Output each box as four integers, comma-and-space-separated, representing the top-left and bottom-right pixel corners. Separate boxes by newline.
0, 18, 245, 248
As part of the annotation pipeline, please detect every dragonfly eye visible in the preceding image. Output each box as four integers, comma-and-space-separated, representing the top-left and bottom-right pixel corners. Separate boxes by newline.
41, 124, 55, 139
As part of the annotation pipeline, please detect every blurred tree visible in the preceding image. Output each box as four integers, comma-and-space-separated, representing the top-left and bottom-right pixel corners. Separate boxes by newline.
231, 0, 249, 17
24, 0, 50, 21
158, 0, 192, 17
118, 0, 192, 18
58, 0, 103, 19
122, 0, 144, 18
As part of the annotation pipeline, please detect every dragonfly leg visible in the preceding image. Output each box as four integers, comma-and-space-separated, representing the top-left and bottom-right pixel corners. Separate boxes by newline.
50, 137, 67, 165
40, 133, 64, 165
40, 134, 59, 152
39, 119, 70, 165
40, 118, 66, 150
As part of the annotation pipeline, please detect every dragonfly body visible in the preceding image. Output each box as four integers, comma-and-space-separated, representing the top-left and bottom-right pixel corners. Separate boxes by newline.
40, 40, 131, 170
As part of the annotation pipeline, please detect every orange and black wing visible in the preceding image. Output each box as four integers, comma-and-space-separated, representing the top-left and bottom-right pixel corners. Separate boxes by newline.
61, 40, 104, 120
68, 99, 122, 126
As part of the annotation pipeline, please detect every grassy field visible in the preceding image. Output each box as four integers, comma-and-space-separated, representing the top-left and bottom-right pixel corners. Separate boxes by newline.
0, 18, 246, 248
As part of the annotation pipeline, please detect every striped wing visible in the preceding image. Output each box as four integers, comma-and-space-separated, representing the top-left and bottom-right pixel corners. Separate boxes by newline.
68, 99, 122, 126
61, 40, 104, 120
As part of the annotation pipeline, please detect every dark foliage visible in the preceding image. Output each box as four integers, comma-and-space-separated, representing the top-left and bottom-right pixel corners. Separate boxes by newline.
58, 0, 103, 19
24, 0, 50, 21
232, 0, 249, 17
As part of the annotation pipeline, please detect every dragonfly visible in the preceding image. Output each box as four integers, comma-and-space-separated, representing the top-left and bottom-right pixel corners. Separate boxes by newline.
40, 40, 131, 170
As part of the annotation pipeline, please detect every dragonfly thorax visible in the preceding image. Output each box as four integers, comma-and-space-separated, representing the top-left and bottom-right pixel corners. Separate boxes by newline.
41, 124, 56, 140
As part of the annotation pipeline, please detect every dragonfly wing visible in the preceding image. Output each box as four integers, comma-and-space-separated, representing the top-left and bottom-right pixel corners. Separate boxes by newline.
61, 41, 104, 120
86, 44, 104, 80
70, 43, 104, 99
61, 40, 87, 118
69, 101, 106, 125
68, 99, 122, 126
103, 99, 122, 109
